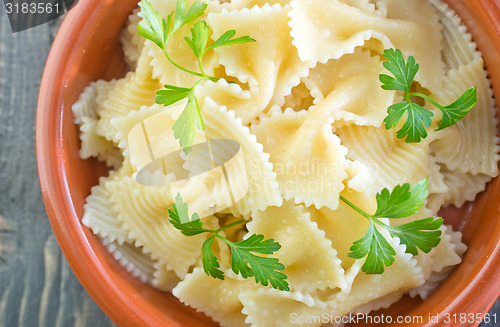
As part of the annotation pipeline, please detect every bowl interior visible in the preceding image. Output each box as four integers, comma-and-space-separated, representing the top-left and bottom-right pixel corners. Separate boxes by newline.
37, 0, 500, 326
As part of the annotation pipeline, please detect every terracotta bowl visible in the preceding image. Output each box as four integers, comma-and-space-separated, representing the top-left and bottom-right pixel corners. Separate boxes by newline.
37, 0, 500, 326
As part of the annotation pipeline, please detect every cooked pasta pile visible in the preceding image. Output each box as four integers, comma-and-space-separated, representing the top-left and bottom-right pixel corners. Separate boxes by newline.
72, 0, 499, 326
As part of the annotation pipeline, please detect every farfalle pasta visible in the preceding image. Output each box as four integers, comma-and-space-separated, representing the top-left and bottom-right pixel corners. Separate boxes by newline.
73, 0, 498, 326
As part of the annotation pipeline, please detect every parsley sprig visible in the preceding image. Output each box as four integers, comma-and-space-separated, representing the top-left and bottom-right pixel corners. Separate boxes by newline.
380, 48, 477, 143
343, 179, 443, 274
138, 0, 255, 154
169, 193, 290, 291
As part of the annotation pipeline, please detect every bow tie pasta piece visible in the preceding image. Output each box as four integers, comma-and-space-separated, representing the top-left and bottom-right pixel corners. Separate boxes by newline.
72, 80, 116, 122
121, 8, 145, 70
252, 107, 349, 210
201, 98, 282, 215
106, 176, 218, 278
223, 0, 379, 12
305, 48, 395, 127
96, 48, 160, 143
82, 159, 133, 244
306, 48, 383, 103
335, 124, 432, 195
78, 118, 123, 168
351, 291, 405, 316
125, 104, 206, 174
427, 154, 449, 196
339, 0, 377, 13
379, 0, 442, 33
221, 0, 291, 10
344, 160, 381, 198
325, 234, 424, 318
119, 98, 280, 217
102, 238, 157, 285
422, 225, 465, 280
152, 261, 183, 291
258, 88, 402, 210
194, 79, 256, 124
430, 0, 479, 70
427, 166, 493, 213
248, 201, 347, 292
72, 80, 122, 168
149, 0, 220, 16
207, 4, 313, 124
115, 102, 208, 202
409, 225, 466, 299
240, 288, 328, 327
111, 103, 164, 161
288, 0, 444, 91
431, 57, 500, 177
306, 190, 375, 273
173, 267, 260, 327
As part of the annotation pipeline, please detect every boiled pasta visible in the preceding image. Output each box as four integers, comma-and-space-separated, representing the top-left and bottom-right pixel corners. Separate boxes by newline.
72, 0, 498, 326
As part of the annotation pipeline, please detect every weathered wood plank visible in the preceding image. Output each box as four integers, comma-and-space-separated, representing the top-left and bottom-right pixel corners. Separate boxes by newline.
0, 7, 115, 327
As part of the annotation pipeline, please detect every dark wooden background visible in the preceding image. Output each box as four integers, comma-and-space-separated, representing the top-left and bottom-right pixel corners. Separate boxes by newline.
0, 3, 499, 327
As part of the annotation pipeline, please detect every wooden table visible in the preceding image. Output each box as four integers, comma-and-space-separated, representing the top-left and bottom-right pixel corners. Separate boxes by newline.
0, 5, 498, 327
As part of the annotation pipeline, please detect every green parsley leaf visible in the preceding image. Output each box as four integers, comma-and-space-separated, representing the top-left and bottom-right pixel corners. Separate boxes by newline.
206, 30, 256, 51
372, 179, 428, 219
156, 85, 192, 106
342, 179, 443, 274
172, 91, 205, 154
172, 0, 207, 33
379, 48, 477, 142
379, 48, 418, 93
166, 12, 173, 36
229, 234, 290, 291
184, 21, 210, 59
385, 217, 443, 256
167, 194, 289, 290
348, 223, 396, 274
168, 193, 204, 235
138, 0, 168, 49
436, 86, 478, 131
202, 236, 225, 279
182, 1, 208, 28
173, 0, 187, 31
383, 101, 434, 143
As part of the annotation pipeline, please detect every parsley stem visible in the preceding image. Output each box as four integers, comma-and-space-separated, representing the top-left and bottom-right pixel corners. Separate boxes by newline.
195, 57, 218, 82
198, 57, 206, 77
162, 46, 218, 82
339, 195, 372, 220
215, 219, 245, 234
214, 232, 233, 244
406, 92, 445, 110
163, 47, 205, 78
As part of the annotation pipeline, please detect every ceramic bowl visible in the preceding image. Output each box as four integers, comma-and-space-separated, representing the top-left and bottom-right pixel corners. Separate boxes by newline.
36, 0, 500, 326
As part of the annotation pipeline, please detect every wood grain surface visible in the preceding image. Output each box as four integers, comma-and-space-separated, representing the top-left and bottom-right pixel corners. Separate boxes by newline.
0, 8, 115, 327
0, 4, 499, 327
